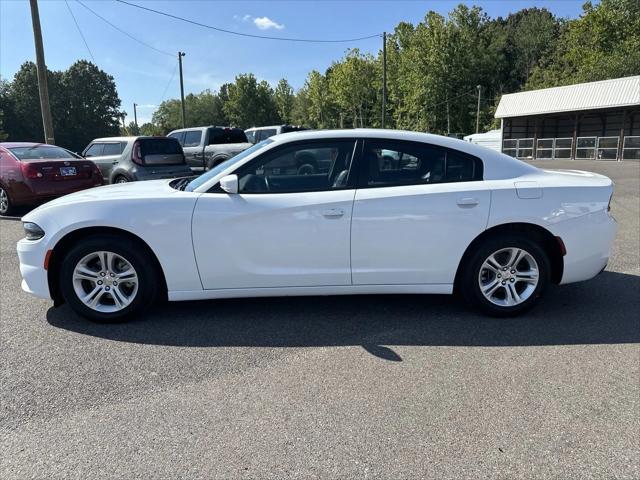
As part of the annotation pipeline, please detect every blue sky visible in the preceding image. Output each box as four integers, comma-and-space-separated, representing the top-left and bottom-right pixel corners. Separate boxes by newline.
1, 0, 588, 124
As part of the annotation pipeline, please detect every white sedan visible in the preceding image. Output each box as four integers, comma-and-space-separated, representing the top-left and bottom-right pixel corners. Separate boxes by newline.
17, 129, 617, 322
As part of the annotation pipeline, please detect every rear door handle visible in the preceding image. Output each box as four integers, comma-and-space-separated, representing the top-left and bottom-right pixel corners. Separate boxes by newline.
321, 208, 345, 218
457, 197, 479, 207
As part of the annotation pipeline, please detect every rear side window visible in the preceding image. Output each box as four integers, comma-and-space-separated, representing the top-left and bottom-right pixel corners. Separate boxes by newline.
361, 140, 482, 188
209, 128, 248, 144
140, 138, 183, 156
84, 143, 104, 157
245, 131, 256, 143
102, 142, 124, 155
256, 129, 277, 142
168, 132, 185, 145
183, 130, 203, 147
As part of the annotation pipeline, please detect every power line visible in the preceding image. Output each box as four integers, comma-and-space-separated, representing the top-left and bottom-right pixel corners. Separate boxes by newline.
159, 62, 178, 105
114, 0, 382, 43
75, 0, 173, 57
65, 0, 95, 62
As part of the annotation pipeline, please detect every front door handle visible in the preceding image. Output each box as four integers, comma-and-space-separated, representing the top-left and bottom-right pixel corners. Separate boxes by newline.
321, 208, 345, 218
457, 197, 479, 207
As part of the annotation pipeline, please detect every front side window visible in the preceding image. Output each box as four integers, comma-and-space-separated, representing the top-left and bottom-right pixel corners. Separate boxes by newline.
183, 130, 203, 147
362, 140, 482, 187
237, 140, 356, 193
168, 132, 185, 145
83, 143, 104, 157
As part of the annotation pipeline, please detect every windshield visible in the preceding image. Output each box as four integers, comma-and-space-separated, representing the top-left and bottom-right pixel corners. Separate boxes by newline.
185, 139, 273, 192
9, 145, 78, 160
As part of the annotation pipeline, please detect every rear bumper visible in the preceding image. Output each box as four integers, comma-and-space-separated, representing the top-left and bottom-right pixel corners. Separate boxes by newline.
17, 237, 51, 300
554, 209, 617, 285
131, 166, 194, 182
15, 181, 102, 206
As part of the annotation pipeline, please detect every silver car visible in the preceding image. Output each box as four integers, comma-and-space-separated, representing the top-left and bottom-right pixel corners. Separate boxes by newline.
82, 136, 193, 184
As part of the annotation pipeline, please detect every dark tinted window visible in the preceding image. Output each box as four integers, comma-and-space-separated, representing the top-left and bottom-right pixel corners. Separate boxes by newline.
9, 145, 76, 160
362, 140, 482, 187
236, 140, 356, 193
139, 138, 182, 156
102, 142, 124, 155
168, 132, 185, 145
183, 130, 203, 147
256, 129, 277, 142
84, 143, 103, 157
208, 128, 248, 144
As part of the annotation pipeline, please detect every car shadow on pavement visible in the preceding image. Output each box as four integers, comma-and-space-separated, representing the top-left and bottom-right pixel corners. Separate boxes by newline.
47, 271, 639, 360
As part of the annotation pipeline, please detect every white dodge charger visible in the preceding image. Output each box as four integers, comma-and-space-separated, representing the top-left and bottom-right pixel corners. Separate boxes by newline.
17, 129, 617, 322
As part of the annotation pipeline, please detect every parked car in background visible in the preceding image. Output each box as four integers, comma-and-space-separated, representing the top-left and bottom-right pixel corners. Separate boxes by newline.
0, 142, 103, 216
17, 130, 616, 322
245, 125, 308, 144
82, 136, 192, 184
167, 126, 252, 172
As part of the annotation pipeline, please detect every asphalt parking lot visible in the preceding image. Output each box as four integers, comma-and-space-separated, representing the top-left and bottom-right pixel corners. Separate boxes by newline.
1, 160, 638, 479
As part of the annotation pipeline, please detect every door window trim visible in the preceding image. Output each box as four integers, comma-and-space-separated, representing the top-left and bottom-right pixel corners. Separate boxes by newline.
356, 138, 484, 189
208, 138, 361, 194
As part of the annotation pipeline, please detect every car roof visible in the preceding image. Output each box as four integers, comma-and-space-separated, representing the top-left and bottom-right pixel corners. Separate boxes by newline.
0, 142, 58, 148
245, 125, 283, 131
89, 136, 176, 143
168, 126, 242, 133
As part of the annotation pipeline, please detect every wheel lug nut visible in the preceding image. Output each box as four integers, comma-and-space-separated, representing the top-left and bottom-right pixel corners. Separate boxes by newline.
105, 286, 110, 291
97, 280, 103, 285
501, 281, 506, 285
113, 281, 118, 286
110, 273, 115, 277
497, 274, 501, 278
511, 270, 515, 274
510, 278, 515, 282
100, 272, 106, 277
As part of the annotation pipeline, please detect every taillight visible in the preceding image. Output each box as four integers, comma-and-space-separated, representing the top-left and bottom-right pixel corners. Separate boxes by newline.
131, 141, 143, 165
21, 163, 44, 179
91, 164, 103, 184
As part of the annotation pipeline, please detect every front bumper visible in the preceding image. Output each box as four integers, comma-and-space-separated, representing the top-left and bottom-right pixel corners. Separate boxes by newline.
17, 237, 51, 300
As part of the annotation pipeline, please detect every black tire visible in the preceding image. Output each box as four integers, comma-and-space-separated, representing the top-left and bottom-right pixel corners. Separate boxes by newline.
0, 185, 14, 216
206, 157, 229, 171
113, 175, 129, 184
59, 234, 160, 322
459, 234, 550, 317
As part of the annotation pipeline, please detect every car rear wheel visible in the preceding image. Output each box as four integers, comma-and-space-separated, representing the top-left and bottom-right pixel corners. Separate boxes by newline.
0, 185, 14, 216
460, 234, 550, 317
114, 175, 129, 184
59, 235, 159, 322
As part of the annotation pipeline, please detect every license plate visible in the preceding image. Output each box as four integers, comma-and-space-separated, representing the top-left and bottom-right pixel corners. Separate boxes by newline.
60, 167, 76, 176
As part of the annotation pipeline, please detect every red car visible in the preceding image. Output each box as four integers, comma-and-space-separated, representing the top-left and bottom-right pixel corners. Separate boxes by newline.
0, 142, 103, 216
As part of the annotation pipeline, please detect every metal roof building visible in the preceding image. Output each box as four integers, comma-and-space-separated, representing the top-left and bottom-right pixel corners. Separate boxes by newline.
495, 76, 640, 161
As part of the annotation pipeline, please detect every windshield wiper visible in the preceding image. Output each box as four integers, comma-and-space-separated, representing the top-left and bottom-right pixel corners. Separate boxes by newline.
174, 176, 195, 191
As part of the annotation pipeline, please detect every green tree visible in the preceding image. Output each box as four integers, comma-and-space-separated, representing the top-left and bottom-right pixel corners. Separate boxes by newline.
274, 79, 294, 123
152, 89, 228, 133
223, 74, 278, 128
527, 0, 640, 88
139, 122, 163, 136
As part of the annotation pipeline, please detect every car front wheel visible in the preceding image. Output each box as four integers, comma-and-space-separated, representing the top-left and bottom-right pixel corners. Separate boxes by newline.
460, 234, 550, 317
59, 235, 159, 322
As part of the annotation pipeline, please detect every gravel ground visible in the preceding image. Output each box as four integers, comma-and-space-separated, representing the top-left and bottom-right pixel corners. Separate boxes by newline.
1, 159, 638, 479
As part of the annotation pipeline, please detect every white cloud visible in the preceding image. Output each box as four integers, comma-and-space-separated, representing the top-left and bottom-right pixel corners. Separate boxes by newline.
253, 16, 284, 30
233, 14, 252, 22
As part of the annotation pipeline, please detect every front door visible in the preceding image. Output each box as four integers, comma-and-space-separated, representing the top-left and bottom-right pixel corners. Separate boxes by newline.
192, 139, 358, 289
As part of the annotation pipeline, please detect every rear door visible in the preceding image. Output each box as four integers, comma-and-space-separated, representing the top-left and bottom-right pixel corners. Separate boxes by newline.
351, 139, 490, 285
181, 130, 205, 170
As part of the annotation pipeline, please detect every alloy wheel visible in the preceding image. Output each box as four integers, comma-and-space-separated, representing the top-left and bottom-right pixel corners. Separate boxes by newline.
72, 251, 139, 313
0, 187, 9, 214
478, 247, 539, 307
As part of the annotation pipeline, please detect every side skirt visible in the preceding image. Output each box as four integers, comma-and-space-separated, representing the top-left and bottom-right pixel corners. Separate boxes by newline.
168, 284, 454, 302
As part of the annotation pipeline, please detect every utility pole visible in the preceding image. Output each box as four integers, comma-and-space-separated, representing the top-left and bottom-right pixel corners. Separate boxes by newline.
133, 103, 138, 129
178, 51, 186, 128
381, 32, 387, 129
29, 0, 55, 144
476, 84, 482, 134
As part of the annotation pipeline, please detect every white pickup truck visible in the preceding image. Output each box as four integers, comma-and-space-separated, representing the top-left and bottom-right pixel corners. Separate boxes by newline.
168, 126, 252, 172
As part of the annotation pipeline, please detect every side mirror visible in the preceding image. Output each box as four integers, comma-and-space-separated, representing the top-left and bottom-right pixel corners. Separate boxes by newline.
219, 174, 239, 194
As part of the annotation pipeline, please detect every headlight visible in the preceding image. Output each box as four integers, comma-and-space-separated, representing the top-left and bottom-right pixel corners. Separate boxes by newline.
23, 222, 45, 240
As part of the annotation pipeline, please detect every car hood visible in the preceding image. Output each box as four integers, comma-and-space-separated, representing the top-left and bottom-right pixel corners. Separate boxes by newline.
23, 179, 182, 220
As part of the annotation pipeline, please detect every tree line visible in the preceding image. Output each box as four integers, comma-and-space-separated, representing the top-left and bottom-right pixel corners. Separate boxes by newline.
1, 0, 638, 151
